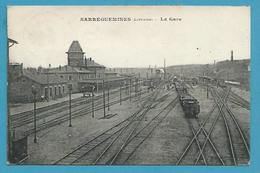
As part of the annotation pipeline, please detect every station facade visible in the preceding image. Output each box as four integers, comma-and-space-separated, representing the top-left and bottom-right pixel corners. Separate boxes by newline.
9, 40, 125, 103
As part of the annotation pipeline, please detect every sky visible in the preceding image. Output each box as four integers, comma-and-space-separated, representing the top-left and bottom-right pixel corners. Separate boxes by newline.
8, 6, 250, 68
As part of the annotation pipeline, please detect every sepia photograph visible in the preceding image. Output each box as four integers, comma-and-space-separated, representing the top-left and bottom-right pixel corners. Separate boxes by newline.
7, 6, 250, 165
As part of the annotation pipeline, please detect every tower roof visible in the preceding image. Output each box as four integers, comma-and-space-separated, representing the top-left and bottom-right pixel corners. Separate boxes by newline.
67, 40, 84, 53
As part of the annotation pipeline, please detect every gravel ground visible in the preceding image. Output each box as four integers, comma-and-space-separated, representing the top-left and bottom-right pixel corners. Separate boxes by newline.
21, 84, 250, 165
24, 91, 152, 164
125, 85, 250, 166
231, 87, 250, 102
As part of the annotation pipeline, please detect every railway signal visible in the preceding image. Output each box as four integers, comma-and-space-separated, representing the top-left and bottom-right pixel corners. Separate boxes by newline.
31, 85, 37, 143
68, 84, 72, 127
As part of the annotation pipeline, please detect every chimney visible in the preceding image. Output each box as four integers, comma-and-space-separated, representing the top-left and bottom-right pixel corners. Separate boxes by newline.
231, 50, 234, 61
65, 65, 67, 71
89, 57, 92, 61
59, 65, 61, 71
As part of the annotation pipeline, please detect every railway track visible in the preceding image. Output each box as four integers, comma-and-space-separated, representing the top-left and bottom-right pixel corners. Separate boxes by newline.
18, 89, 151, 137
109, 96, 178, 165
221, 88, 250, 110
53, 88, 176, 165
53, 90, 158, 165
211, 87, 250, 165
10, 84, 138, 121
176, 88, 230, 165
11, 89, 122, 128
217, 86, 250, 110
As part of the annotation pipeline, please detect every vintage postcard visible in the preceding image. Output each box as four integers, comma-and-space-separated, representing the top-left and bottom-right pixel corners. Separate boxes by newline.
7, 6, 250, 165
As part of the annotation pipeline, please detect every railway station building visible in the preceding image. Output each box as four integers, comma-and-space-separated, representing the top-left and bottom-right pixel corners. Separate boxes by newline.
8, 40, 126, 103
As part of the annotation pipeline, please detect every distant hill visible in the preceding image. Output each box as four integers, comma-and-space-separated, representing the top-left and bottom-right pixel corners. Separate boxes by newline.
166, 64, 213, 78
111, 59, 250, 88
166, 59, 250, 88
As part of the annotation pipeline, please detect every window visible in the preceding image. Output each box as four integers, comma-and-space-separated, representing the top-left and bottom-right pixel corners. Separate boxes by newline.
69, 75, 72, 80
54, 86, 57, 96
49, 87, 53, 97
59, 86, 61, 95
60, 75, 63, 79
44, 87, 48, 98
63, 85, 65, 93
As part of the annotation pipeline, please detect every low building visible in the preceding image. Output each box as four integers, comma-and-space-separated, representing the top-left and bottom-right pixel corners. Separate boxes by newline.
8, 65, 68, 103
8, 40, 126, 103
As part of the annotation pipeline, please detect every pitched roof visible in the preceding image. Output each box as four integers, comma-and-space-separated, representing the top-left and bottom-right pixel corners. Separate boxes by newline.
105, 70, 117, 74
47, 65, 93, 74
22, 70, 67, 85
67, 40, 84, 53
85, 58, 105, 68
78, 77, 127, 84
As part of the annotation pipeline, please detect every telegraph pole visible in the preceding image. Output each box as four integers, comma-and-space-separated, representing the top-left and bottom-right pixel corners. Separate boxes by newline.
139, 78, 142, 98
107, 83, 110, 111
129, 78, 132, 102
8, 38, 18, 162
164, 58, 166, 79
31, 85, 37, 143
91, 85, 94, 118
68, 84, 72, 127
120, 81, 122, 105
103, 80, 106, 117
206, 83, 209, 99
47, 64, 51, 101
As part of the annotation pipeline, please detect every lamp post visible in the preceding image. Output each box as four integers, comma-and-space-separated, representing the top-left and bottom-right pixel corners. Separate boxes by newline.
47, 64, 50, 102
139, 78, 141, 99
125, 80, 128, 95
92, 85, 95, 118
119, 81, 122, 105
68, 84, 72, 127
7, 38, 18, 162
129, 78, 132, 102
103, 80, 106, 117
207, 83, 209, 99
31, 85, 37, 143
107, 83, 110, 111
82, 86, 85, 98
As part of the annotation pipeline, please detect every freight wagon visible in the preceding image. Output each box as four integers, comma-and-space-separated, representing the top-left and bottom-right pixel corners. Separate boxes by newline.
174, 81, 200, 118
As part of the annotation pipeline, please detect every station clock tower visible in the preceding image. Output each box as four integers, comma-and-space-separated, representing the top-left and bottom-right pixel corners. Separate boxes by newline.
66, 40, 85, 67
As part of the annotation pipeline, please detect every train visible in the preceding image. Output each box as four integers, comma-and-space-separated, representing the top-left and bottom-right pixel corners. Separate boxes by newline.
174, 81, 200, 118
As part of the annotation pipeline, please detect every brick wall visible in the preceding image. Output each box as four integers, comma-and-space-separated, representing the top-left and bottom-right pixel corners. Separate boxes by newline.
9, 76, 42, 103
